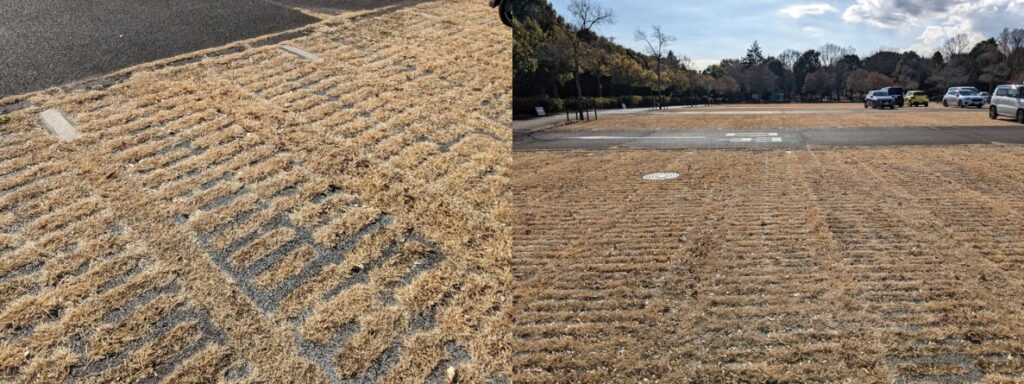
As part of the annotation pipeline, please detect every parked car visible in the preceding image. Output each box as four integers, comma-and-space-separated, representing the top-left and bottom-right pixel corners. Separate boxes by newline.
949, 86, 980, 94
989, 84, 1024, 123
943, 88, 985, 108
491, 0, 512, 26
980, 92, 992, 104
865, 90, 896, 109
879, 86, 906, 107
905, 90, 929, 107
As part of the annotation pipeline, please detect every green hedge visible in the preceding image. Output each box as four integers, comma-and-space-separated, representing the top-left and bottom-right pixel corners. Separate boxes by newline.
514, 95, 710, 116
513, 96, 565, 115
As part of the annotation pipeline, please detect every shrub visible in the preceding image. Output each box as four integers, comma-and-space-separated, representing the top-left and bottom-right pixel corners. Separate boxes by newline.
592, 97, 621, 109
620, 96, 643, 108
513, 96, 564, 116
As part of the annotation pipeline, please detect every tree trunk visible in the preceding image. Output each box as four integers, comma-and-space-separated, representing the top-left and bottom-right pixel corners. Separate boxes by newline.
572, 40, 584, 120
573, 65, 584, 120
656, 59, 663, 110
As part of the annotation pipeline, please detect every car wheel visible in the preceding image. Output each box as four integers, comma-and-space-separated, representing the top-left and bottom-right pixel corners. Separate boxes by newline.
1017, 109, 1024, 124
943, 100, 948, 107
990, 106, 998, 119
977, 105, 983, 109
958, 100, 964, 108
924, 103, 929, 107
498, 0, 514, 27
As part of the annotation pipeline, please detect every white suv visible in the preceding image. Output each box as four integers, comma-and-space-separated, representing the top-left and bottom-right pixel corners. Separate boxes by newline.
943, 88, 985, 108
989, 84, 1024, 123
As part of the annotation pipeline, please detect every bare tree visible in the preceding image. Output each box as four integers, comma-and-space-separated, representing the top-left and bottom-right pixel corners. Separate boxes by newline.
635, 25, 677, 109
818, 43, 844, 67
566, 0, 614, 119
997, 28, 1024, 56
845, 68, 871, 95
778, 49, 800, 71
941, 33, 972, 58
998, 28, 1024, 79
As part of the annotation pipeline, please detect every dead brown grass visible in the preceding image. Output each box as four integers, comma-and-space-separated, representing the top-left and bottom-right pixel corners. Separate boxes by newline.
557, 103, 1017, 131
0, 0, 510, 382
515, 146, 1024, 382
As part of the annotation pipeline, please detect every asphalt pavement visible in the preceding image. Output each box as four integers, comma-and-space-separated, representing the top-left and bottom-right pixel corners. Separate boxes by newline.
270, 0, 426, 14
514, 126, 1024, 151
0, 0, 431, 97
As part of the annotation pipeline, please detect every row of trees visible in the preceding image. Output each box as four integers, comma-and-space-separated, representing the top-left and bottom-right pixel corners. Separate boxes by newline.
513, 0, 1024, 114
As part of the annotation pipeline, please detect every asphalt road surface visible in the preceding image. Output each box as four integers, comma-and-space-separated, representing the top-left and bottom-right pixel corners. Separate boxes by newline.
514, 126, 1024, 151
271, 0, 426, 14
0, 0, 429, 97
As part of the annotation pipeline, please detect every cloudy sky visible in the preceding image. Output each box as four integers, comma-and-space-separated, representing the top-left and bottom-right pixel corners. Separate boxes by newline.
547, 0, 1024, 70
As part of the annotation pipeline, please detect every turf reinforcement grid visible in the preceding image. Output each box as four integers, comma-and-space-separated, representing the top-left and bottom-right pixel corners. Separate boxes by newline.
0, 1, 510, 382
514, 148, 1024, 383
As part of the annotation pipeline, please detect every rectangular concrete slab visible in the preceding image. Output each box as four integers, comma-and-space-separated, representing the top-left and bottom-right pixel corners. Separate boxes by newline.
279, 45, 322, 61
39, 109, 79, 141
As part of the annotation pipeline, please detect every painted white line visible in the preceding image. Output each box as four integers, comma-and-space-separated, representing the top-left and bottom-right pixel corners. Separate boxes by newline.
279, 45, 322, 61
39, 109, 79, 141
726, 132, 778, 137
721, 136, 783, 143
575, 136, 707, 140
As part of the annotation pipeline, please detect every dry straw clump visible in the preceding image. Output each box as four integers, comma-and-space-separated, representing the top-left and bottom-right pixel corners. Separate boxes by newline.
0, 0, 510, 382
515, 147, 1024, 382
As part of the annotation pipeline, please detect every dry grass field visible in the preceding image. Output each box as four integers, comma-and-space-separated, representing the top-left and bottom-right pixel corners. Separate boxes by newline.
553, 103, 1019, 131
514, 147, 1024, 382
0, 1, 510, 383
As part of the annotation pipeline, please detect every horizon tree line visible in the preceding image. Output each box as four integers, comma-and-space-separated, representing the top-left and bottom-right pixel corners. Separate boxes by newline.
512, 0, 1024, 113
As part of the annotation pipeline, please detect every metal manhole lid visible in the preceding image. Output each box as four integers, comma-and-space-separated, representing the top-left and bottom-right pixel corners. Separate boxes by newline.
643, 172, 679, 181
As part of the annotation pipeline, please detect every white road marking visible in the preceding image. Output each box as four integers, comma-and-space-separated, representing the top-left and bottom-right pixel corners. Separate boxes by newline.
726, 132, 778, 137
721, 136, 783, 143
575, 135, 707, 140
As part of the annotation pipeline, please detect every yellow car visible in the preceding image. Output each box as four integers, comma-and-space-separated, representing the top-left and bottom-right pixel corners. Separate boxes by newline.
906, 90, 929, 107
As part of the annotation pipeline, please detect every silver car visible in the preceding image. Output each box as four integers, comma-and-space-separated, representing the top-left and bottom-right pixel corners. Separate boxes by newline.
988, 84, 1024, 123
943, 88, 985, 108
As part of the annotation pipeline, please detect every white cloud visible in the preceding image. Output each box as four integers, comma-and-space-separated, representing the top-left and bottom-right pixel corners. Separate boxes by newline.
688, 59, 719, 72
843, 0, 1024, 53
780, 3, 838, 18
802, 26, 824, 37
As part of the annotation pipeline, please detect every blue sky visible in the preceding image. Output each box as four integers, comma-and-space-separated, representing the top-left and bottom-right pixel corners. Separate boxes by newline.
547, 0, 1024, 70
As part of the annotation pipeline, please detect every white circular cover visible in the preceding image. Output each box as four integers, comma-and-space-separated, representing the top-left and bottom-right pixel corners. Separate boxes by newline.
643, 172, 680, 181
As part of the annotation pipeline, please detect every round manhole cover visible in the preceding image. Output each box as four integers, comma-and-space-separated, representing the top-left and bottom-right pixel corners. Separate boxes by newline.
643, 172, 679, 181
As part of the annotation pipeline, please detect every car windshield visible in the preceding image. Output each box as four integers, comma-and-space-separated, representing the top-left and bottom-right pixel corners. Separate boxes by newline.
959, 90, 977, 95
